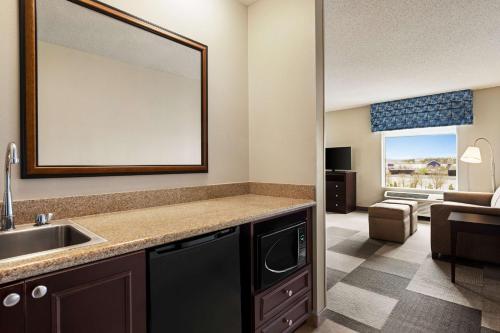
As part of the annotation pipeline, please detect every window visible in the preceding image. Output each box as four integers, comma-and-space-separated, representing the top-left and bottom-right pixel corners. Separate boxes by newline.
382, 126, 457, 191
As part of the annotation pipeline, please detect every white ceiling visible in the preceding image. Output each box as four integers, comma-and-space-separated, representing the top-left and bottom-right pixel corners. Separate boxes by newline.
237, 0, 258, 6
325, 0, 500, 111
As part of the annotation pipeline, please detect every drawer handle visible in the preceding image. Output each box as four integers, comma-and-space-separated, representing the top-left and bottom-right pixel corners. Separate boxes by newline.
335, 194, 338, 197
32, 285, 48, 299
284, 289, 293, 297
335, 204, 339, 207
3, 293, 20, 307
335, 185, 339, 188
283, 318, 293, 327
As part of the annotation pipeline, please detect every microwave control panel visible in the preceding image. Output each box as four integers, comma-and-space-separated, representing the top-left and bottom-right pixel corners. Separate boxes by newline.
297, 225, 307, 266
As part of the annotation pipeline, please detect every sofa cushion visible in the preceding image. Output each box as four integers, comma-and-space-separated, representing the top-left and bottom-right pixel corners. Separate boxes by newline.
491, 187, 500, 208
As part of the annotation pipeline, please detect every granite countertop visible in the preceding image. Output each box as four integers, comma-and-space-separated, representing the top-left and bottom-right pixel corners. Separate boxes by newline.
0, 194, 315, 284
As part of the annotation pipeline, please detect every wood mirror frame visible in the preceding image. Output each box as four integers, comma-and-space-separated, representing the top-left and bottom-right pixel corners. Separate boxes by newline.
20, 0, 208, 178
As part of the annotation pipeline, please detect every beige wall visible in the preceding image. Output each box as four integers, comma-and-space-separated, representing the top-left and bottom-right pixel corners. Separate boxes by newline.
326, 86, 500, 207
325, 106, 383, 207
248, 0, 317, 185
458, 86, 500, 192
0, 0, 249, 199
248, 0, 324, 314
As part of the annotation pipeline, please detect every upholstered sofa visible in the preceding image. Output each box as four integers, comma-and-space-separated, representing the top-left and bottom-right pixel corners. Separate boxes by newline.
430, 190, 500, 264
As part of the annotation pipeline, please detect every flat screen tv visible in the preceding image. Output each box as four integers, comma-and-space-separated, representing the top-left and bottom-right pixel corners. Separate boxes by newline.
326, 147, 351, 171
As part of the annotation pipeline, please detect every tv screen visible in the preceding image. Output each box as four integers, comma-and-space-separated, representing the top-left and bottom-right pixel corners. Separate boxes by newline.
326, 147, 351, 171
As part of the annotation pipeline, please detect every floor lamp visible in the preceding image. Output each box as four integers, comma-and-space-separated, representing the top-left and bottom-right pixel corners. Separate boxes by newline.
460, 137, 497, 192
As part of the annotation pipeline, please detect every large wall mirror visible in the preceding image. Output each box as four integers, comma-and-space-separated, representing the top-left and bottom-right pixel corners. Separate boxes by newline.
20, 0, 208, 177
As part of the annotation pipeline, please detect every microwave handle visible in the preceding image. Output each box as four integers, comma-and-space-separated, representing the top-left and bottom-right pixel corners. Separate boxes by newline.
263, 231, 301, 274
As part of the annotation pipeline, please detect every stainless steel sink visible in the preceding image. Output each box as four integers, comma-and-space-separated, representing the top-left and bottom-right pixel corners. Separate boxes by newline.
0, 221, 106, 263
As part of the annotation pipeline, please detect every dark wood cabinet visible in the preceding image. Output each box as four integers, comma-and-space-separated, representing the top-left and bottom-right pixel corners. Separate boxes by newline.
255, 293, 311, 333
2, 208, 315, 333
1, 251, 146, 333
254, 266, 311, 328
241, 208, 313, 332
0, 282, 25, 333
326, 171, 356, 213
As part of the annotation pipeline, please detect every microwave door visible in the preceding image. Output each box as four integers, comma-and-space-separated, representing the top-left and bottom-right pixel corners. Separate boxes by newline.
262, 226, 300, 274
264, 238, 298, 274
258, 221, 306, 289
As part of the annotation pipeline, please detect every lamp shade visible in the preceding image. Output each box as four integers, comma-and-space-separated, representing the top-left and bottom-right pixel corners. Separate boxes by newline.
460, 146, 482, 164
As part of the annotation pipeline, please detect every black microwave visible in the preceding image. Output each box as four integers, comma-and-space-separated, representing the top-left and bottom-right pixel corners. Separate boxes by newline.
256, 221, 307, 290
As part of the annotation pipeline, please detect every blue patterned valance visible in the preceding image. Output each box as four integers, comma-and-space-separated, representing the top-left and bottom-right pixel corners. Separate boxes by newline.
370, 90, 473, 132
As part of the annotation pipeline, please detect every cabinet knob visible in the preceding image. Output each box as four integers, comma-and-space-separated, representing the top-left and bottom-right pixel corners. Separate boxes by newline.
283, 318, 293, 327
285, 289, 293, 297
31, 285, 48, 299
3, 293, 20, 307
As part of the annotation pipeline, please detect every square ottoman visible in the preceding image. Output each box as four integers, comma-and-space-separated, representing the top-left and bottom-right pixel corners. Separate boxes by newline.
368, 203, 411, 243
382, 199, 418, 235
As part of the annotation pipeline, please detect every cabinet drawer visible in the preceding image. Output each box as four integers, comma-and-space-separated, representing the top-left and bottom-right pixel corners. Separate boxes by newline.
331, 192, 344, 200
327, 198, 345, 209
332, 202, 345, 209
330, 181, 345, 190
326, 174, 344, 182
333, 190, 345, 199
254, 267, 311, 327
331, 196, 345, 205
255, 293, 311, 333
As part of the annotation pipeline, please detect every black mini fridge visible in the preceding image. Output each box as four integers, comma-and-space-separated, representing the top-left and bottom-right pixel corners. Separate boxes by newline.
148, 227, 242, 333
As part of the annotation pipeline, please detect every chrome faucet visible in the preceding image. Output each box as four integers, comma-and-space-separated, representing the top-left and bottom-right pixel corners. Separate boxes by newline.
1, 143, 20, 231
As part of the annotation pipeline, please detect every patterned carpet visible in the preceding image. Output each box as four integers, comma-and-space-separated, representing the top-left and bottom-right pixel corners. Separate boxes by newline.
299, 211, 500, 333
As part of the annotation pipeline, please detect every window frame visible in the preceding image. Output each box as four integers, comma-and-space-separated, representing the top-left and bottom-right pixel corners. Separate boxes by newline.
381, 126, 458, 192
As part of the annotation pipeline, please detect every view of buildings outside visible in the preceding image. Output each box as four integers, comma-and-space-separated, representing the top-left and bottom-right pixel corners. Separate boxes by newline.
384, 134, 457, 190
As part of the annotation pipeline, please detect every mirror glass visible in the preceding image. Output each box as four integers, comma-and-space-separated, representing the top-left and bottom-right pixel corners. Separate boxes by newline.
35, 0, 203, 166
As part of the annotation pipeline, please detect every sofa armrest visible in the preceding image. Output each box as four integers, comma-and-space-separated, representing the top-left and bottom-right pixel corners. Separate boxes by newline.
443, 191, 493, 206
431, 203, 500, 220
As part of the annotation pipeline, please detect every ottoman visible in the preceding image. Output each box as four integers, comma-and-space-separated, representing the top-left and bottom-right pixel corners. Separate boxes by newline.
368, 203, 411, 243
382, 199, 418, 235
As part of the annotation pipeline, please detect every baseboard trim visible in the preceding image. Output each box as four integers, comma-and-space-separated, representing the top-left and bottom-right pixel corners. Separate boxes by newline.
310, 308, 327, 327
356, 206, 369, 211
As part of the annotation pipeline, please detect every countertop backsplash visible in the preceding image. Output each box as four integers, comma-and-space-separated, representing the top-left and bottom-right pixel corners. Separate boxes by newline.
5, 182, 315, 225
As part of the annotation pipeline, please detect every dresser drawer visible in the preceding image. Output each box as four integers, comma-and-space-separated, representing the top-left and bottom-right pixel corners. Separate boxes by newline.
325, 174, 344, 182
329, 181, 345, 191
254, 267, 311, 328
332, 202, 345, 209
331, 196, 345, 205
255, 293, 311, 333
331, 192, 344, 200
327, 199, 345, 210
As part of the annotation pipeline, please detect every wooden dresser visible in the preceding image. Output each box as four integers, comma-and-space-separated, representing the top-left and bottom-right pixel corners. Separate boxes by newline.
326, 171, 356, 213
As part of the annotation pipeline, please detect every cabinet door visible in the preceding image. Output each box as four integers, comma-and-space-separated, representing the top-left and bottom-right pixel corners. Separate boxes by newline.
0, 282, 25, 333
25, 251, 146, 333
